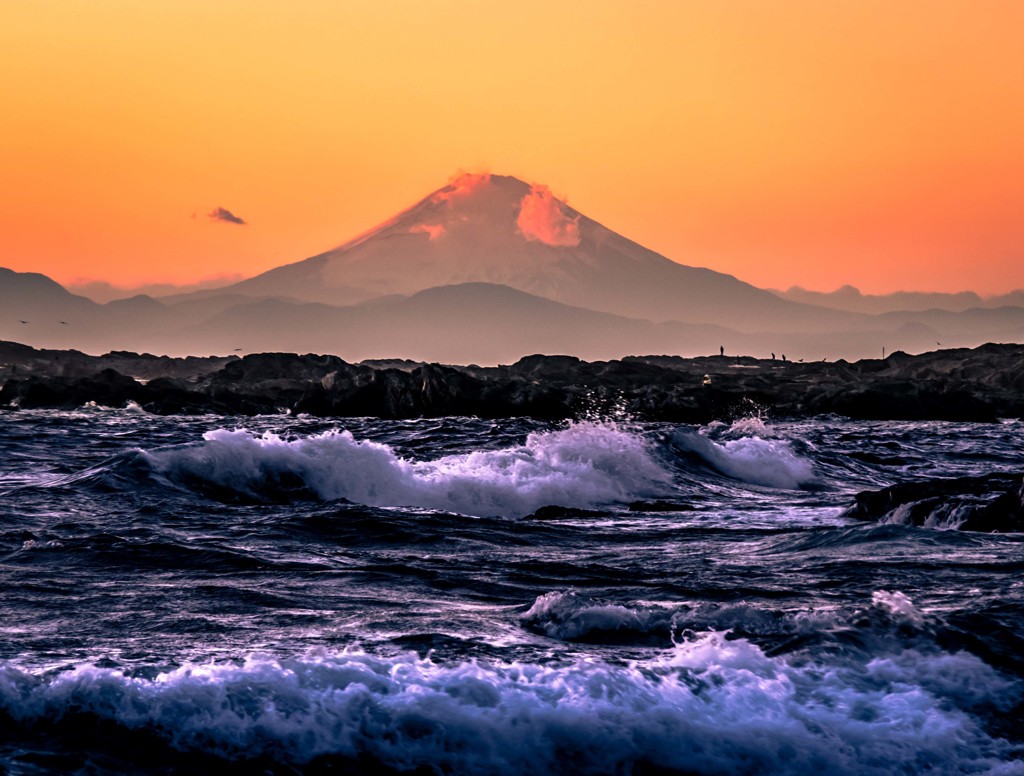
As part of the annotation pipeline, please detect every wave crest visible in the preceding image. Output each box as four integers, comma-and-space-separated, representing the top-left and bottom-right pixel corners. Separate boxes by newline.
141, 421, 669, 518
672, 427, 815, 489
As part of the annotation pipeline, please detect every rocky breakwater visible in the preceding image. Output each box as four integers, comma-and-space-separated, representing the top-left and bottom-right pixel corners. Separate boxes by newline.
1, 341, 1022, 422
0, 340, 234, 382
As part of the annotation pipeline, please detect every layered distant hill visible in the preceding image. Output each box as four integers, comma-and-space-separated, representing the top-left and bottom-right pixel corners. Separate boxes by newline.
3, 174, 1023, 362
0, 268, 736, 363
775, 285, 1024, 315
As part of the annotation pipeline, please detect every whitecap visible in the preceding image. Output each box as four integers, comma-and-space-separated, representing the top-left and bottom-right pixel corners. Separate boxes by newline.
0, 639, 1018, 775
673, 429, 815, 489
141, 421, 670, 518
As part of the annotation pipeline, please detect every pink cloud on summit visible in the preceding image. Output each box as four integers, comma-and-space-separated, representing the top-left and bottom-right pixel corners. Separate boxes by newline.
433, 171, 491, 204
516, 185, 580, 247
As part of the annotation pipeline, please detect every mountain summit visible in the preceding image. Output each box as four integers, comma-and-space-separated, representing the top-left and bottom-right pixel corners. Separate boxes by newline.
226, 173, 864, 332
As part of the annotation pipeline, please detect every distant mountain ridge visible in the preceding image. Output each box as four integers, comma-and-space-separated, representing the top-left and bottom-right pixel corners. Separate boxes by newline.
5, 263, 1021, 363
0, 267, 740, 362
175, 282, 738, 364
775, 284, 1024, 315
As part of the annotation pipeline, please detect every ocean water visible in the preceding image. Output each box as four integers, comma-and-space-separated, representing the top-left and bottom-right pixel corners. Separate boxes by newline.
0, 407, 1022, 774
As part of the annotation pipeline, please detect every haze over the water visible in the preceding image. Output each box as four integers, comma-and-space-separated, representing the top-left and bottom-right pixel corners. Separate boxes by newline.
1, 1, 1022, 297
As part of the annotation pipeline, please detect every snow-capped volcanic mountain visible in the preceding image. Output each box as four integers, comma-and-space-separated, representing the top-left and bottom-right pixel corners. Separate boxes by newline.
10, 173, 1013, 361
224, 173, 866, 332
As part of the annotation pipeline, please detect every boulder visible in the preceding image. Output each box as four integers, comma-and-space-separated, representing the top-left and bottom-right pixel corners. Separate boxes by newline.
846, 473, 1024, 532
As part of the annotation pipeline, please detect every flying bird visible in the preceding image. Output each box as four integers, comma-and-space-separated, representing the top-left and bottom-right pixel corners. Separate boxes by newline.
19, 320, 28, 324
59, 321, 68, 325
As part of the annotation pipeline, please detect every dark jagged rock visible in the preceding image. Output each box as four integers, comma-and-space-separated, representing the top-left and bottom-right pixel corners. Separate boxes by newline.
357, 358, 425, 371
845, 473, 1024, 532
803, 383, 998, 422
523, 505, 610, 520
0, 369, 145, 410
192, 352, 364, 414
1, 341, 1023, 422
627, 500, 696, 513
0, 340, 233, 382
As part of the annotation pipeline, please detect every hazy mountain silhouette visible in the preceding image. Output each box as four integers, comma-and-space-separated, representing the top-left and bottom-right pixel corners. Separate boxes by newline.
877, 307, 1024, 348
1, 266, 944, 363
0, 268, 97, 316
68, 276, 242, 304
0, 267, 112, 349
0, 266, 737, 360
775, 285, 1024, 315
172, 282, 743, 364
217, 174, 871, 333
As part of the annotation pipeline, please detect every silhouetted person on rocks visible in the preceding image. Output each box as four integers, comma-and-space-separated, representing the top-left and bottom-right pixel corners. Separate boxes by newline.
720, 345, 724, 357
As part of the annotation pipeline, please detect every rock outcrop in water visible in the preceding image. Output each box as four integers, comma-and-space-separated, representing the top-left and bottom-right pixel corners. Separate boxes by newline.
845, 473, 1024, 532
2, 340, 1023, 422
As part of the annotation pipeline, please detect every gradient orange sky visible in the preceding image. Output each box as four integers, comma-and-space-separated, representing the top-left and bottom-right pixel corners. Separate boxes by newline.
2, 0, 1022, 295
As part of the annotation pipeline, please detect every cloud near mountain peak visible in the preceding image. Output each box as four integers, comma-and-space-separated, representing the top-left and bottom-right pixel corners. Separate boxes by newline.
432, 171, 491, 204
517, 184, 580, 247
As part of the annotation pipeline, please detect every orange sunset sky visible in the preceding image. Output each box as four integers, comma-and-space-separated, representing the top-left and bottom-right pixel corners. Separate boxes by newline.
1, 0, 1022, 295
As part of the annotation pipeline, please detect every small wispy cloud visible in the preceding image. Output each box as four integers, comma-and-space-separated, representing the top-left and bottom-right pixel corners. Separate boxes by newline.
208, 207, 247, 225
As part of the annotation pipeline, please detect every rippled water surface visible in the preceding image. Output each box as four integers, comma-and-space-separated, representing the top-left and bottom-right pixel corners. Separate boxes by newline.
0, 409, 1022, 774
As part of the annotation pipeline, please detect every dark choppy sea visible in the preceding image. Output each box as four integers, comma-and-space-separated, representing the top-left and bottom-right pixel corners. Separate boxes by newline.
0, 407, 1022, 774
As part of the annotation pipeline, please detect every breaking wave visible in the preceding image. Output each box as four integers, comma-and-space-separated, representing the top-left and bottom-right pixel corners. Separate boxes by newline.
672, 425, 816, 489
522, 589, 947, 650
141, 421, 670, 518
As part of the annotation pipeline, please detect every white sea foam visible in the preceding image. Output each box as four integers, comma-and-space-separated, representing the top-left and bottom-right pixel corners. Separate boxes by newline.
883, 499, 982, 530
0, 637, 1017, 775
673, 429, 815, 489
522, 591, 927, 645
79, 400, 115, 411
724, 416, 772, 438
76, 399, 148, 414
523, 590, 652, 639
871, 590, 925, 624
142, 421, 669, 518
